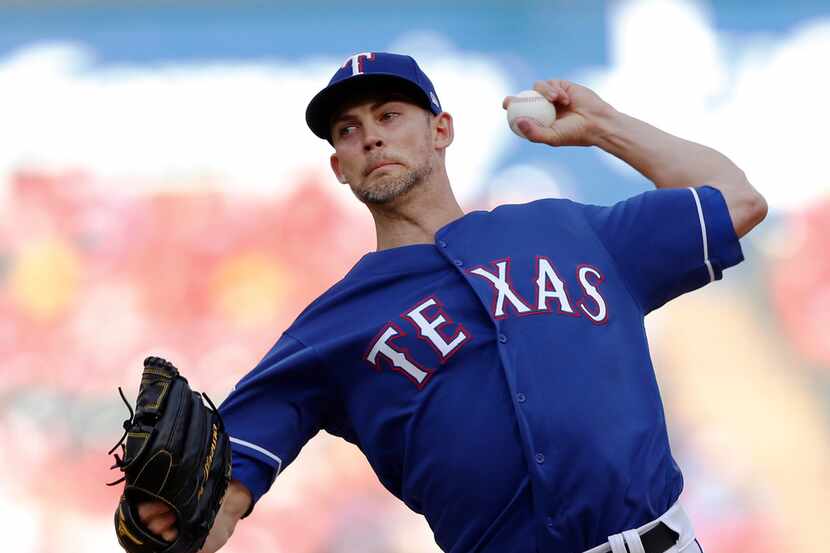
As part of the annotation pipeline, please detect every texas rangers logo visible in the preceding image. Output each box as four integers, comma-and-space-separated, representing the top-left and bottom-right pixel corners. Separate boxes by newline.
365, 296, 470, 389
364, 256, 609, 389
342, 52, 376, 75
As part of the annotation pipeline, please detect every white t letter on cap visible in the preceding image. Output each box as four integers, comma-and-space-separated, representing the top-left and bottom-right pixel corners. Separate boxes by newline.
342, 52, 376, 75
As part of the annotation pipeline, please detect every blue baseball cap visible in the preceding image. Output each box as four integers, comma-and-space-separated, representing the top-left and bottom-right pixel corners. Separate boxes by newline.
305, 52, 443, 142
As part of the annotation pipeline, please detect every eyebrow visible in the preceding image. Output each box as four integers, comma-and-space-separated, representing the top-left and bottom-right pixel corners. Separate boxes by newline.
332, 96, 410, 126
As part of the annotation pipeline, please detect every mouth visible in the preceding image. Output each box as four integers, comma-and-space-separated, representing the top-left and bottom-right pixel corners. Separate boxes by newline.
366, 161, 400, 175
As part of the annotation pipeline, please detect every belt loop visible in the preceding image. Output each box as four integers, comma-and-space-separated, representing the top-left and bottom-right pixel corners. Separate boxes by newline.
608, 533, 627, 553
622, 529, 646, 553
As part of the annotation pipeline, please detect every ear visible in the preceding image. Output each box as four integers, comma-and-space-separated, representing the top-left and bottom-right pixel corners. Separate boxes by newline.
432, 112, 454, 151
330, 154, 348, 184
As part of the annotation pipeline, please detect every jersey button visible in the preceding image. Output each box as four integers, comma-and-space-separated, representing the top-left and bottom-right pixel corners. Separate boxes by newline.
516, 392, 526, 403
453, 259, 464, 267
545, 517, 554, 528
498, 333, 508, 343
438, 240, 448, 248
535, 453, 545, 464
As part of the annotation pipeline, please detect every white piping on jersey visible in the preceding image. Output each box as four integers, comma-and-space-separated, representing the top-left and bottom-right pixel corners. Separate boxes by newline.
688, 187, 715, 283
229, 436, 283, 474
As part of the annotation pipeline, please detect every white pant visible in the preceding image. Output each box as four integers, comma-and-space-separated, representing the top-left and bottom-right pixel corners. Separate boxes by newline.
582, 502, 703, 553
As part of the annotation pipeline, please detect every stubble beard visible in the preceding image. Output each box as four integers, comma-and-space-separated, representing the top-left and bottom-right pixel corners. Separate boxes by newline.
351, 158, 434, 205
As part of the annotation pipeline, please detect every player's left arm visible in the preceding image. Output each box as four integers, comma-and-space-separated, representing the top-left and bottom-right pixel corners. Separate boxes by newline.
503, 80, 768, 238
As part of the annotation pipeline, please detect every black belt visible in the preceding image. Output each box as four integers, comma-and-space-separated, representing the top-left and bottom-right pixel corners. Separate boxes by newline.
639, 522, 680, 553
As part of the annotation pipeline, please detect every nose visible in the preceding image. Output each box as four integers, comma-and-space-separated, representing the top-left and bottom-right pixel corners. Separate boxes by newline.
362, 122, 384, 151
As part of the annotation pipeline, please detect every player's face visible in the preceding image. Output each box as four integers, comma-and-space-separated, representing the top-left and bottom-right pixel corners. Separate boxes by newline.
329, 93, 436, 205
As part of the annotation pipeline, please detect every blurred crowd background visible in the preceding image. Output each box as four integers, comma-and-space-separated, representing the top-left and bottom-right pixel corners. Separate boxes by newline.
1, 0, 828, 551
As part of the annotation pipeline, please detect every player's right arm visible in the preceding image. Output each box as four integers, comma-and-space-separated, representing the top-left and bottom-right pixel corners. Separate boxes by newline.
588, 108, 767, 238
504, 79, 768, 238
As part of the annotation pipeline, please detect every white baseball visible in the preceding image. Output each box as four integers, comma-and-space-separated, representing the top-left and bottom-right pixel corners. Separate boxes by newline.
506, 90, 557, 139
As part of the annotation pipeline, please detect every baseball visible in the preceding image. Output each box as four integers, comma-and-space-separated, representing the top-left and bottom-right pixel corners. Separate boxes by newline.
506, 90, 557, 138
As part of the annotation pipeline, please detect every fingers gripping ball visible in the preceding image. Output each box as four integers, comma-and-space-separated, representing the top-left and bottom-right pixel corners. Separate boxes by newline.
506, 90, 557, 139
107, 357, 232, 553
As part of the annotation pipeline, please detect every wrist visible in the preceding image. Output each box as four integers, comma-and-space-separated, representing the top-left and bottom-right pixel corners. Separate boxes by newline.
589, 106, 627, 150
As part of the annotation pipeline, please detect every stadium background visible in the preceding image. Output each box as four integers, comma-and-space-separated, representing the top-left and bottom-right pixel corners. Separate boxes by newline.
1, 0, 828, 551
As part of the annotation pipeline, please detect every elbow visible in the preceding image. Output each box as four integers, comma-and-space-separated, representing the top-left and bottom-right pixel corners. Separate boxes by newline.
733, 181, 768, 238
743, 175, 768, 228
225, 479, 254, 519
749, 188, 768, 226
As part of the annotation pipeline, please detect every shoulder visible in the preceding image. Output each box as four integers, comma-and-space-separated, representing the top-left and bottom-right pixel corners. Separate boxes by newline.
484, 197, 592, 228
491, 197, 583, 215
284, 260, 372, 341
286, 276, 350, 332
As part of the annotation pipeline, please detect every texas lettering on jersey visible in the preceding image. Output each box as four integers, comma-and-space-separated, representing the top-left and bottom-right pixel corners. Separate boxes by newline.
364, 256, 609, 388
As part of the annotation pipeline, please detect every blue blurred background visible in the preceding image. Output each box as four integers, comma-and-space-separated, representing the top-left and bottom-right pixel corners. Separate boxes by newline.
1, 1, 828, 552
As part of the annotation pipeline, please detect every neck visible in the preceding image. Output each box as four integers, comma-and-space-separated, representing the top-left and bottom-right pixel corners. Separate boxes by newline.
366, 168, 464, 251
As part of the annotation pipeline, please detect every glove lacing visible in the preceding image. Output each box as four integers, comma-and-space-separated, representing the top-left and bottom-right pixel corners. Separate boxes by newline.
105, 386, 225, 486
201, 392, 225, 432
105, 386, 136, 487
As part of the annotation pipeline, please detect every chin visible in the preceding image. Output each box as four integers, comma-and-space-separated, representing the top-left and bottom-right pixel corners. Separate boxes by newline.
352, 178, 412, 205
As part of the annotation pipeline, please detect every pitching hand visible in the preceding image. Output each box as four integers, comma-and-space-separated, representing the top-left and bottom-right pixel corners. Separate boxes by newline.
502, 80, 616, 147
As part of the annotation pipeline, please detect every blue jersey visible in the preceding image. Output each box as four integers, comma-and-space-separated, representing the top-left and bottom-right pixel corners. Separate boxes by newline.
219, 186, 743, 553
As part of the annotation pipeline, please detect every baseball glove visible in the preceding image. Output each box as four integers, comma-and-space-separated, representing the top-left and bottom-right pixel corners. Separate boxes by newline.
107, 356, 232, 553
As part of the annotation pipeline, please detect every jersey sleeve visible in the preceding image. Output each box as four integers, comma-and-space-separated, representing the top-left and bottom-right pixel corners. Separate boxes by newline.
218, 332, 332, 513
581, 186, 744, 314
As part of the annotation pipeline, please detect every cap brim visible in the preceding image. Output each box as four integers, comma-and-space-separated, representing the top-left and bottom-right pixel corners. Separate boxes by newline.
305, 73, 436, 142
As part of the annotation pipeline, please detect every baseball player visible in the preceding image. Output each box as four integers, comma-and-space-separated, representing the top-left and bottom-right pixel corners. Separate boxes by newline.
135, 52, 767, 553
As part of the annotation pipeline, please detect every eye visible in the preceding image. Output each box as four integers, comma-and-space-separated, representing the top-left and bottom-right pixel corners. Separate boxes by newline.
381, 111, 400, 121
338, 125, 357, 137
